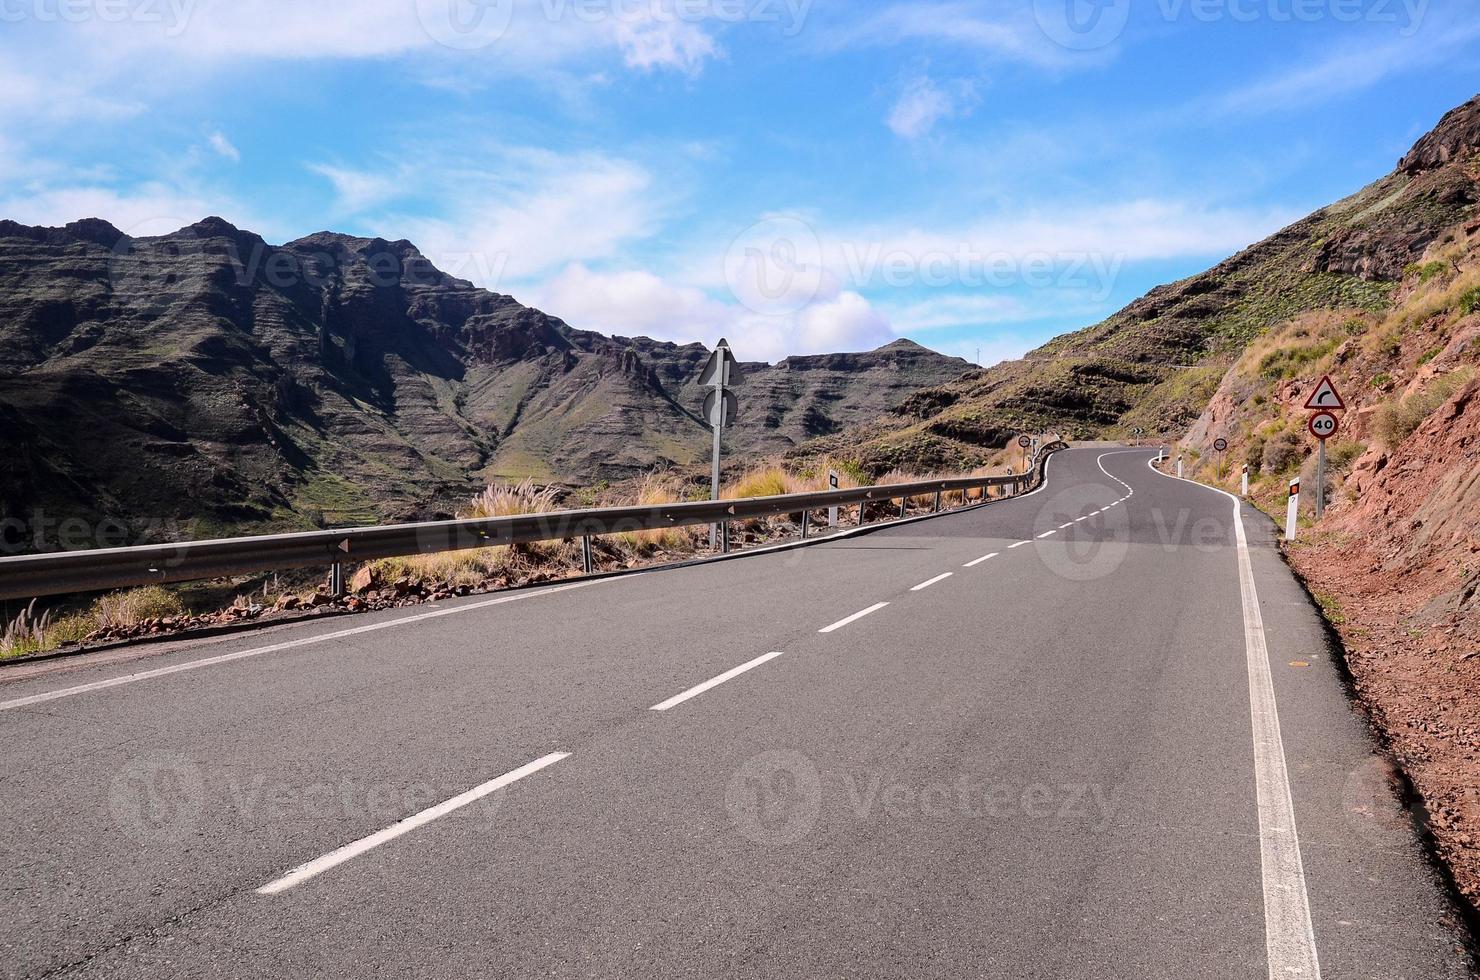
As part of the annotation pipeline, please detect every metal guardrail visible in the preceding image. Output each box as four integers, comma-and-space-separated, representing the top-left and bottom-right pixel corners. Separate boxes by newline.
0, 443, 1068, 602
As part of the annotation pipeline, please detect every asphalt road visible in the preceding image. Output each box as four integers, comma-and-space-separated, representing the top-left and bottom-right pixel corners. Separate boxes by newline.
0, 448, 1472, 978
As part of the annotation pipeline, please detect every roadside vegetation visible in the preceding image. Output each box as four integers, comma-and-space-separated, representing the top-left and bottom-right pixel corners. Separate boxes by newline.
0, 449, 1036, 660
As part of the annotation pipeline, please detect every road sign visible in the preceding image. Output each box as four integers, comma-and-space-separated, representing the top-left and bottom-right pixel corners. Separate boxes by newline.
1304, 376, 1345, 410
1213, 438, 1228, 453
827, 470, 839, 527
1307, 412, 1339, 440
828, 470, 839, 489
700, 338, 741, 550
703, 388, 739, 428
698, 339, 743, 388
1018, 435, 1032, 449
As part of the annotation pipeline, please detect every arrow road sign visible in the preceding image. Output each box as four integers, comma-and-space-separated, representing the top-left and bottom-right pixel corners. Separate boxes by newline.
698, 339, 743, 388
703, 388, 739, 428
1308, 411, 1338, 441
1304, 375, 1345, 410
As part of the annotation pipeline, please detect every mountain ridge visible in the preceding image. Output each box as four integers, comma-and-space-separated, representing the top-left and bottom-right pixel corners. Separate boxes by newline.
0, 218, 969, 546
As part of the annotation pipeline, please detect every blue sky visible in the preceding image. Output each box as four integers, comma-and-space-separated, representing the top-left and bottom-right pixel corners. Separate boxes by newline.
2, 0, 1478, 363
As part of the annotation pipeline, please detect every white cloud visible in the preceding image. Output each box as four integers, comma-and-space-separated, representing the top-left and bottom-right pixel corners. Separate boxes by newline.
0, 183, 250, 236
815, 2, 1075, 68
531, 263, 896, 362
208, 130, 240, 162
309, 163, 404, 215
887, 76, 975, 140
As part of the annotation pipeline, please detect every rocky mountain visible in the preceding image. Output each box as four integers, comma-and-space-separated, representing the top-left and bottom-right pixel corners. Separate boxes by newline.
798, 94, 1480, 474
0, 219, 968, 543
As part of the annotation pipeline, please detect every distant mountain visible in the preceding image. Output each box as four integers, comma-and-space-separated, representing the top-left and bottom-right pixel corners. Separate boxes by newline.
798, 94, 1480, 473
0, 219, 968, 543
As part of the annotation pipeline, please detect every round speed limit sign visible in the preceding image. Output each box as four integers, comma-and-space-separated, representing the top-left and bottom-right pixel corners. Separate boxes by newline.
1213, 438, 1229, 452
1308, 411, 1339, 441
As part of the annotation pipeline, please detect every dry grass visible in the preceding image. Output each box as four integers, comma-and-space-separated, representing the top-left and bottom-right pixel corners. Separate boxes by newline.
724, 466, 807, 499
614, 473, 699, 552
92, 585, 184, 629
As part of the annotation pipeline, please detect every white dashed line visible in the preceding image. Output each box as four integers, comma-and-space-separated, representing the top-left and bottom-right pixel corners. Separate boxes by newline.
1037, 530, 1056, 539
963, 553, 999, 568
257, 753, 570, 895
819, 602, 890, 633
650, 651, 785, 712
1009, 541, 1030, 549
911, 573, 953, 592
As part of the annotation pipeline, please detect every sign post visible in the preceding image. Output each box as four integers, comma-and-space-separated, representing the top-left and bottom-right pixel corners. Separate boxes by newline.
1303, 376, 1345, 521
1213, 438, 1229, 479
828, 469, 839, 528
699, 339, 742, 551
1018, 434, 1032, 474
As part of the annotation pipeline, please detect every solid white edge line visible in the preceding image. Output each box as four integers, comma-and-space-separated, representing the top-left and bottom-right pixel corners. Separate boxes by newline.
649, 651, 785, 712
1127, 449, 1322, 978
0, 580, 605, 713
910, 572, 953, 592
963, 552, 999, 568
819, 602, 889, 634
256, 752, 570, 896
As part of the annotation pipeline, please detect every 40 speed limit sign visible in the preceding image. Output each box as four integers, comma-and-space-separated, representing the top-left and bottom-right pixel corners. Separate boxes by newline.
1308, 411, 1339, 440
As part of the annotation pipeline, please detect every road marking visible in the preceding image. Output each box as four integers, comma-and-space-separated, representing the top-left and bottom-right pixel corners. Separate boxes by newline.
0, 580, 604, 713
650, 652, 784, 712
1036, 530, 1056, 539
963, 553, 998, 568
1008, 541, 1030, 549
1134, 450, 1322, 978
911, 573, 953, 591
256, 753, 570, 896
1074, 516, 1090, 523
1059, 522, 1074, 529
819, 602, 889, 633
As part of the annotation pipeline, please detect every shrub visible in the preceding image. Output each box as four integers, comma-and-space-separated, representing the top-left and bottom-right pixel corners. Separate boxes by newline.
92, 586, 184, 629
615, 473, 697, 552
1459, 285, 1480, 316
725, 466, 803, 499
1326, 441, 1365, 472
1262, 431, 1304, 474
1372, 368, 1475, 447
1417, 348, 1440, 366
1371, 373, 1393, 389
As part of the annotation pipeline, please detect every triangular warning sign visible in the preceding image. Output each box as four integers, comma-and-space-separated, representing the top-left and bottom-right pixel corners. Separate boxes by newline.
1304, 375, 1345, 410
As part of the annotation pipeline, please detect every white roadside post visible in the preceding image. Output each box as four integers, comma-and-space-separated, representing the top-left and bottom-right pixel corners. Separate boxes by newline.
1241, 464, 1250, 498
1176, 455, 1184, 479
699, 339, 741, 552
828, 469, 840, 528
1286, 478, 1301, 541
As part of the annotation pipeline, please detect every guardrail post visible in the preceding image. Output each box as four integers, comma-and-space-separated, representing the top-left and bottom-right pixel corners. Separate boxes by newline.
800, 510, 809, 539
933, 491, 942, 513
581, 535, 594, 575
329, 562, 345, 598
897, 497, 906, 519
721, 521, 731, 554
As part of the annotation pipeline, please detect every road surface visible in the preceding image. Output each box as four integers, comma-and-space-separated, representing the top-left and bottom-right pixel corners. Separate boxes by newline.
0, 448, 1472, 978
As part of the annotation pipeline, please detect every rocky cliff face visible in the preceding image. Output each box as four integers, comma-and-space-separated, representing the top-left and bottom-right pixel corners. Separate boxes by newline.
0, 222, 967, 544
801, 93, 1480, 474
